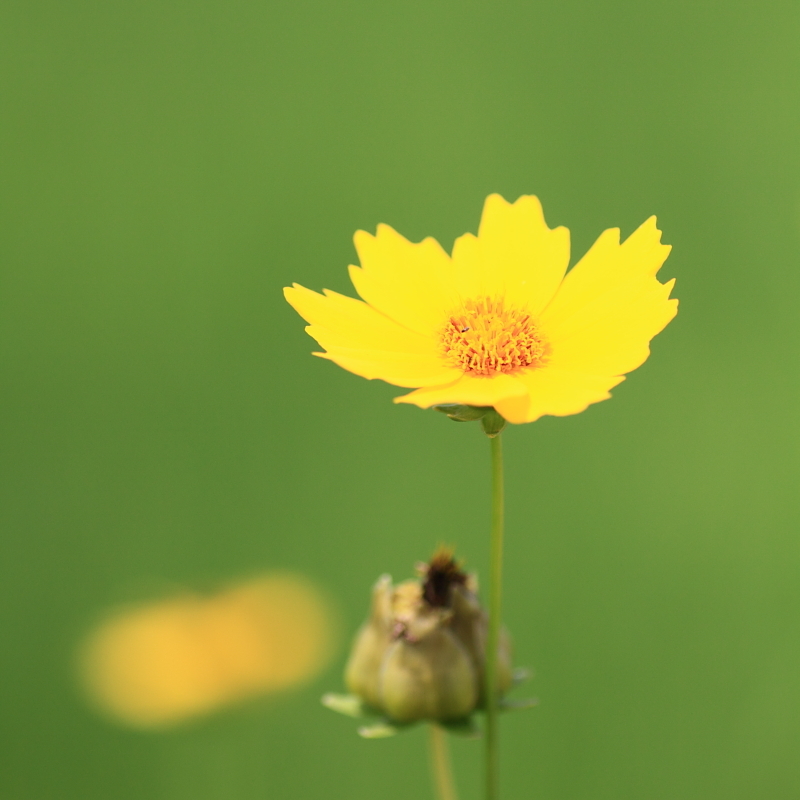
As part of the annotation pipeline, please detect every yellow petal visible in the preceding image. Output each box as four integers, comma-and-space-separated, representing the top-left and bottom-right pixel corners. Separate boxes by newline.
542, 216, 672, 331
317, 347, 461, 388
393, 372, 528, 409
547, 278, 677, 375
540, 217, 676, 377
451, 194, 570, 314
285, 284, 459, 387
492, 393, 532, 425
500, 367, 625, 424
284, 284, 434, 354
348, 225, 457, 336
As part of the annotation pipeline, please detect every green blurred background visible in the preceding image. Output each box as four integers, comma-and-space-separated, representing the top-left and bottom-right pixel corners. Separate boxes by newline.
2, 0, 800, 797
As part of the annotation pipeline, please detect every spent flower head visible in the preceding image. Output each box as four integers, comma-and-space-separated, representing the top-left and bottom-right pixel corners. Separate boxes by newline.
342, 549, 513, 725
285, 194, 677, 424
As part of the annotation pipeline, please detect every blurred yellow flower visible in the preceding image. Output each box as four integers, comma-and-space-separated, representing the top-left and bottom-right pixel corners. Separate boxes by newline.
285, 194, 677, 423
78, 574, 336, 728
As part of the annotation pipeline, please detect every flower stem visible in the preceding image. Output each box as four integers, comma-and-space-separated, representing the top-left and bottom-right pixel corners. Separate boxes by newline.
428, 724, 459, 800
485, 432, 504, 800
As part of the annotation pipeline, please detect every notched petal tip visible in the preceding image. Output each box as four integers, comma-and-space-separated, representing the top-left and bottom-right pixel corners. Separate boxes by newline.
643, 214, 659, 228
354, 223, 406, 249
481, 192, 544, 220
483, 192, 543, 209
285, 281, 319, 296
481, 193, 565, 232
283, 283, 302, 301
643, 216, 672, 252
628, 215, 670, 248
510, 194, 545, 217
376, 222, 401, 237
357, 223, 448, 251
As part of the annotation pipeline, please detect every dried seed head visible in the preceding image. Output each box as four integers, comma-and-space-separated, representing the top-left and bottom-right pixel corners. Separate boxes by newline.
344, 549, 513, 723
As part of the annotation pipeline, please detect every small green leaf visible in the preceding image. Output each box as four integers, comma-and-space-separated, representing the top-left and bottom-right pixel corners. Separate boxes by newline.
321, 693, 370, 719
358, 721, 401, 738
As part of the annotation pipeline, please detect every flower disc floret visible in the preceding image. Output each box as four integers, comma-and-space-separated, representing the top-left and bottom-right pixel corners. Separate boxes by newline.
440, 297, 549, 376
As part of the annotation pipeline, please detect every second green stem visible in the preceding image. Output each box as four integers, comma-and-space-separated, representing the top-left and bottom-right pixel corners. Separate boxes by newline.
484, 432, 505, 800
429, 724, 459, 800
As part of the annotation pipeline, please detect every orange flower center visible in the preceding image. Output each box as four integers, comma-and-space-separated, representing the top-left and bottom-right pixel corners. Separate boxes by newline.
439, 297, 549, 376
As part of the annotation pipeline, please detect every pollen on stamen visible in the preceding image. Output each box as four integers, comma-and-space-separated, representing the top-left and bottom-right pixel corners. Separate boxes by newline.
439, 297, 550, 376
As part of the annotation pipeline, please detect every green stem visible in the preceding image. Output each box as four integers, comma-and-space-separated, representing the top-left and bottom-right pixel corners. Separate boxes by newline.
484, 433, 504, 800
428, 724, 459, 800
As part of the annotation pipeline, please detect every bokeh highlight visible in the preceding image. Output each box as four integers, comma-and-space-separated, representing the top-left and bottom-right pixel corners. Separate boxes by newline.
78, 574, 337, 728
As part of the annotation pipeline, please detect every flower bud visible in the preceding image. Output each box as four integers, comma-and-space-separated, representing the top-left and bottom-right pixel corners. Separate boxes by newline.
344, 549, 513, 724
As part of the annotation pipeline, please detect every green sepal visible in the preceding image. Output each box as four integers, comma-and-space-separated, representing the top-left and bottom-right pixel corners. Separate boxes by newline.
321, 693, 372, 719
481, 408, 507, 438
433, 404, 491, 422
439, 717, 481, 738
512, 667, 533, 687
358, 720, 410, 738
499, 697, 539, 712
323, 694, 423, 739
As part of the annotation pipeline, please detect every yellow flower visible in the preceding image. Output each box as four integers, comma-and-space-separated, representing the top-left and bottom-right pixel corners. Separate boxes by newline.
284, 194, 677, 424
